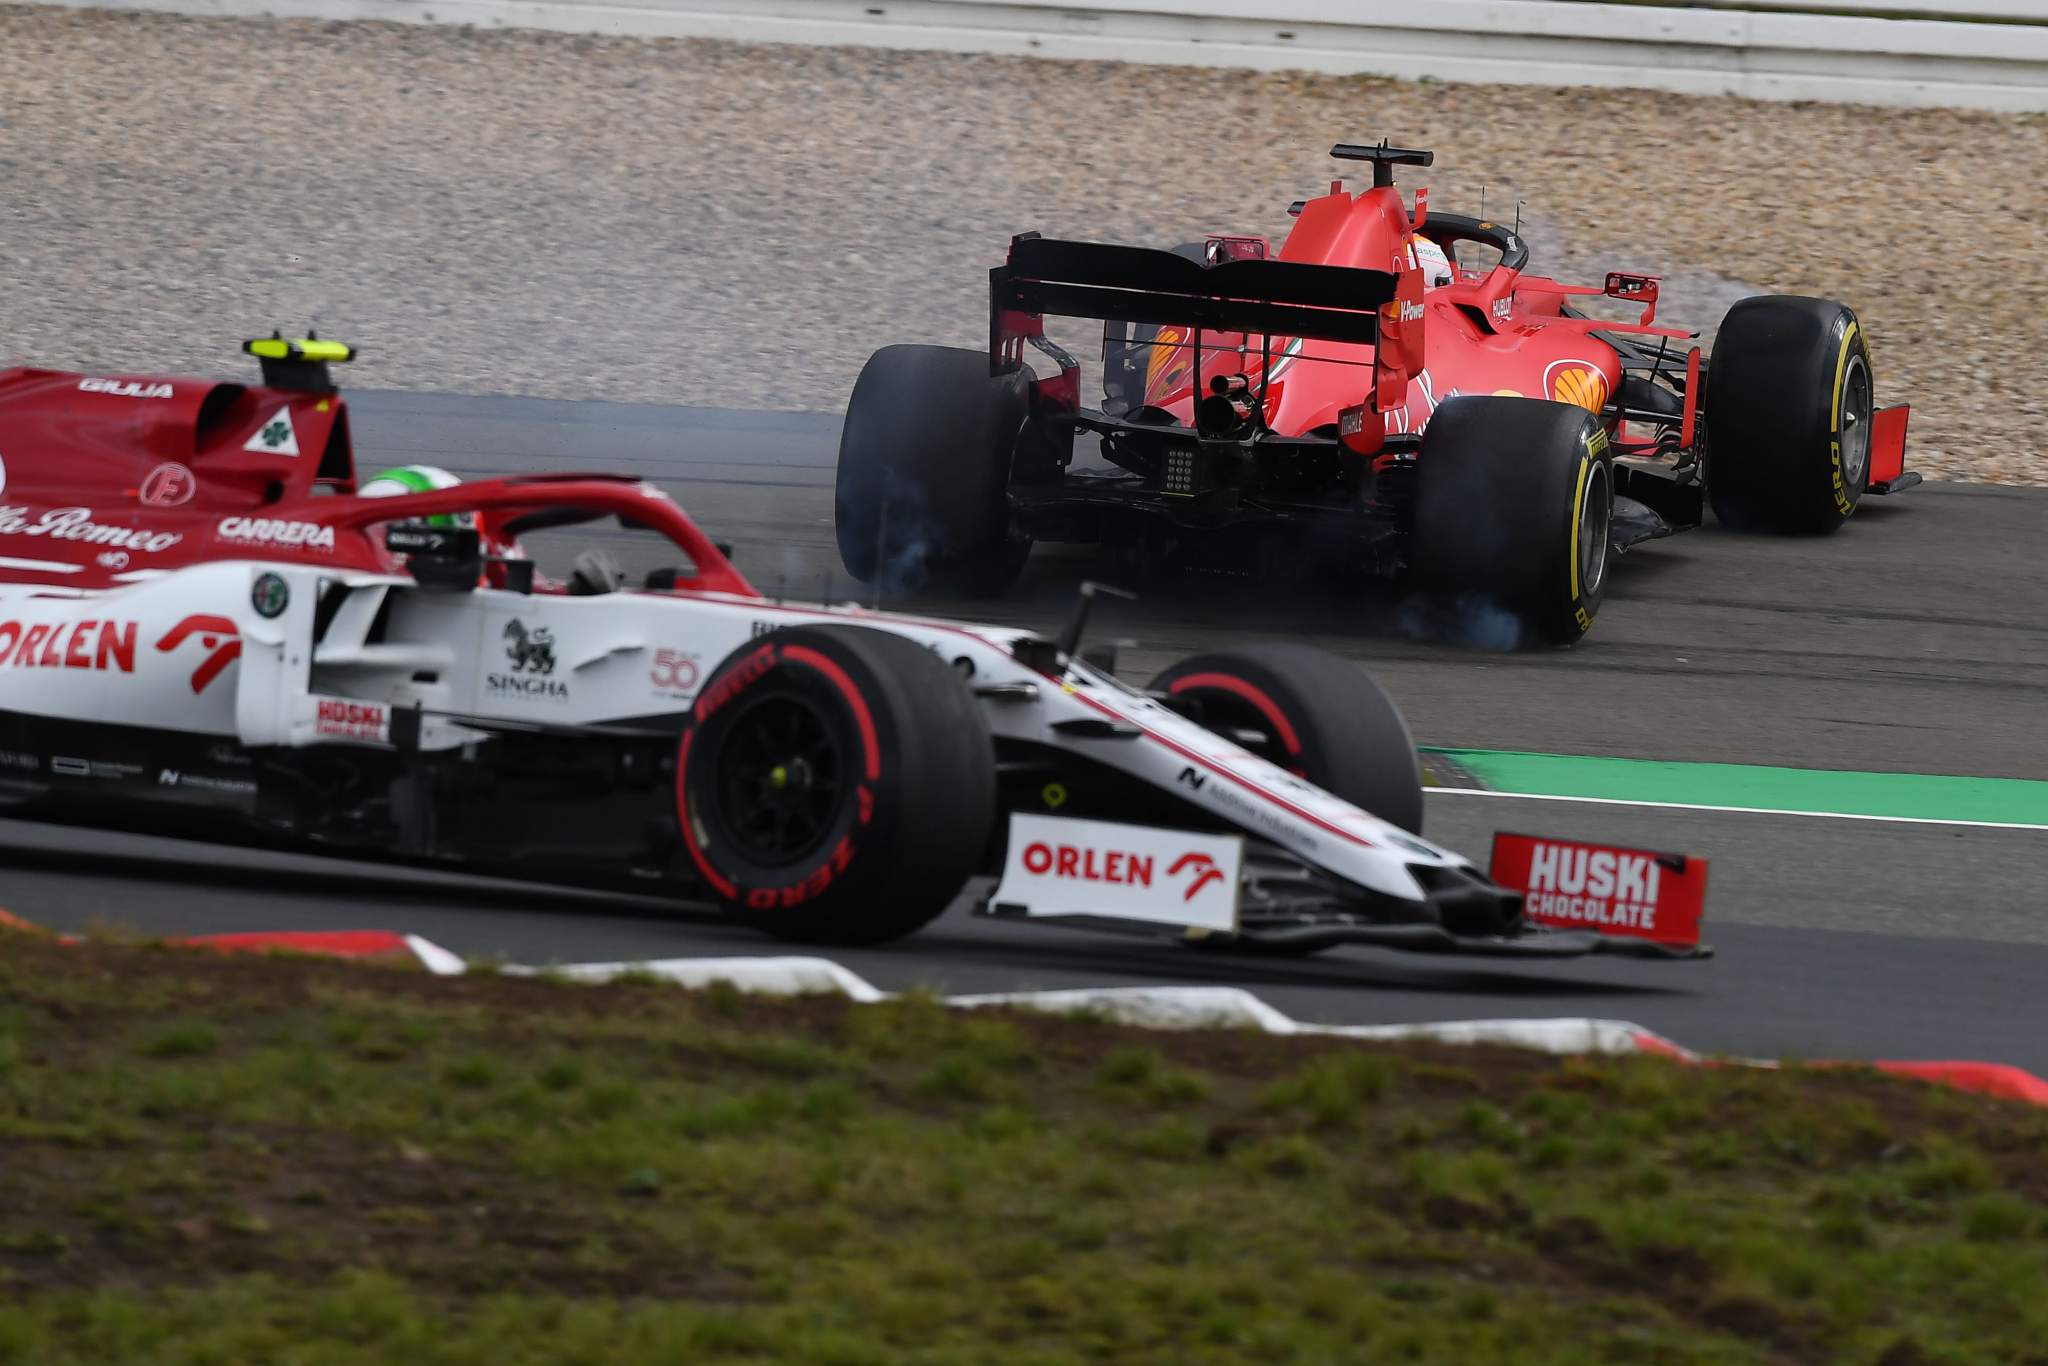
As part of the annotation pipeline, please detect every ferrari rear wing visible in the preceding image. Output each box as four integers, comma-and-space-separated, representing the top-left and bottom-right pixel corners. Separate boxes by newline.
991, 233, 1398, 370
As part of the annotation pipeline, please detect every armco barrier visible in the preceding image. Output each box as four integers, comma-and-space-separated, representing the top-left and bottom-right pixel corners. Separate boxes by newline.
34, 0, 2048, 110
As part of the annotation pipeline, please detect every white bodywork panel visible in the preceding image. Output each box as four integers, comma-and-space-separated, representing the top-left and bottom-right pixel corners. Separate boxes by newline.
0, 560, 1474, 907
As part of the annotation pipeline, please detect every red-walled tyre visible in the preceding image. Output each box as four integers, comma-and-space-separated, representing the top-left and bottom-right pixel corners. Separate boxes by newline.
677, 624, 996, 945
1148, 643, 1423, 835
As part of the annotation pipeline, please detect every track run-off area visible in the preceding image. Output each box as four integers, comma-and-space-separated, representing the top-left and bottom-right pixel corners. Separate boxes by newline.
6, 391, 2046, 1071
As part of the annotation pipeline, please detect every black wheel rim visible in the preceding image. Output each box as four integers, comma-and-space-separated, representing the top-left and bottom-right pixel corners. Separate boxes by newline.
1838, 355, 1872, 492
712, 689, 846, 866
1579, 458, 1613, 599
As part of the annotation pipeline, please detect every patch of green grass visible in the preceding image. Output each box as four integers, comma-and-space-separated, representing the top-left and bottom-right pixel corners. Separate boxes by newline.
1258, 1050, 1395, 1127
143, 1022, 219, 1059
0, 933, 2043, 1364
1098, 1046, 1212, 1105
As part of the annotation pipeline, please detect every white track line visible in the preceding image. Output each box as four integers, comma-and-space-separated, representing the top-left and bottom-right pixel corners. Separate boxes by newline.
1425, 785, 2048, 832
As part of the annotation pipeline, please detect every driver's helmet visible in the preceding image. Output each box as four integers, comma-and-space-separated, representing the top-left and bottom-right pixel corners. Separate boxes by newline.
361, 465, 531, 586
359, 465, 472, 527
1408, 234, 1454, 289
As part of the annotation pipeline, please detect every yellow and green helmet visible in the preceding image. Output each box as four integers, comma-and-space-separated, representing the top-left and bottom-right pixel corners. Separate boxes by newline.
359, 465, 472, 527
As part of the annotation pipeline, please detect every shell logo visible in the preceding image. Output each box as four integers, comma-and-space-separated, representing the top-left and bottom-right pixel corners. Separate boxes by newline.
1546, 361, 1611, 413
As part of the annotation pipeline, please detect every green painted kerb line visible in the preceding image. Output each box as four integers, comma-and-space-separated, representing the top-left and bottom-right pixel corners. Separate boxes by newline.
1422, 748, 2048, 828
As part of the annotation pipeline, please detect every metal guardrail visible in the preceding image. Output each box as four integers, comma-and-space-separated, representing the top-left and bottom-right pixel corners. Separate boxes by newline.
40, 0, 2048, 109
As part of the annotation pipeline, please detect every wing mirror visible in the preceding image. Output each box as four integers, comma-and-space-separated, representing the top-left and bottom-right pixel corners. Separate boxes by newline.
1605, 272, 1660, 326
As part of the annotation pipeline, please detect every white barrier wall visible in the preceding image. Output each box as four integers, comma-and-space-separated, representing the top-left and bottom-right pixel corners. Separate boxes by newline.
40, 0, 2048, 108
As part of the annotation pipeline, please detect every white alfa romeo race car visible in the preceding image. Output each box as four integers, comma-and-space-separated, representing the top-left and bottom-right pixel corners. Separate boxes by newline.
0, 338, 1708, 958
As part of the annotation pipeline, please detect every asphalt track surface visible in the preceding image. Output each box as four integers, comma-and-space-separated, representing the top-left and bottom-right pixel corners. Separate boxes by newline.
7, 391, 2048, 1072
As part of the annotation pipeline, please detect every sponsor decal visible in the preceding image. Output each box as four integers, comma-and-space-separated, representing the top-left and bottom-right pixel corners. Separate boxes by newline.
1489, 832, 1707, 947
217, 516, 335, 551
650, 648, 700, 695
1175, 758, 1319, 851
0, 618, 138, 672
155, 614, 242, 693
503, 619, 555, 674
0, 749, 39, 772
314, 697, 389, 742
158, 768, 257, 796
139, 462, 197, 507
488, 618, 568, 702
993, 813, 1244, 931
52, 756, 144, 781
96, 551, 129, 570
1587, 428, 1611, 458
1545, 359, 1612, 414
79, 377, 173, 399
1490, 295, 1514, 321
244, 406, 301, 456
487, 672, 570, 700
0, 506, 182, 553
1398, 299, 1425, 325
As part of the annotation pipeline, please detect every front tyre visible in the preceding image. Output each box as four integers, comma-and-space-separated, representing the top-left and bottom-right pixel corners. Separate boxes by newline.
1149, 643, 1424, 835
1411, 396, 1613, 647
1705, 295, 1873, 534
835, 344, 1031, 595
677, 624, 996, 945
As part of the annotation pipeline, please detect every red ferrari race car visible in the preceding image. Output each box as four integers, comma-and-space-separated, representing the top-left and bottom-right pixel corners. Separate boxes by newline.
835, 142, 1915, 644
0, 337, 1709, 961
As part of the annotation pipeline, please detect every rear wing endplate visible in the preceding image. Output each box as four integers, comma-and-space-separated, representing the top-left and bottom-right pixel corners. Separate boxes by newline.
991, 234, 1397, 369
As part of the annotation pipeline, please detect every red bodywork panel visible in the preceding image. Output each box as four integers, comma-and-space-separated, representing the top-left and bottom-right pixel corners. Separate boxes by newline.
1005, 178, 1718, 457
1869, 405, 1911, 486
0, 365, 758, 597
1126, 183, 1696, 446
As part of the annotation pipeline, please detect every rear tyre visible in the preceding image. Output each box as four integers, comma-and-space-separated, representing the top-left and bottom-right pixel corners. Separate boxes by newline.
1410, 396, 1613, 647
1705, 295, 1872, 534
836, 344, 1031, 596
677, 624, 996, 945
1148, 643, 1423, 836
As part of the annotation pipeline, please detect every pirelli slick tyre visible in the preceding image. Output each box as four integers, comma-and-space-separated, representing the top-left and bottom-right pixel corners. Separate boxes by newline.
1149, 643, 1423, 836
1706, 296, 1873, 535
1411, 396, 1614, 648
836, 344, 1031, 596
676, 624, 996, 946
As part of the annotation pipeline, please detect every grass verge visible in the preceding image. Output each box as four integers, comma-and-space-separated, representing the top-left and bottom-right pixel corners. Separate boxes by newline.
1, 933, 2045, 1364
